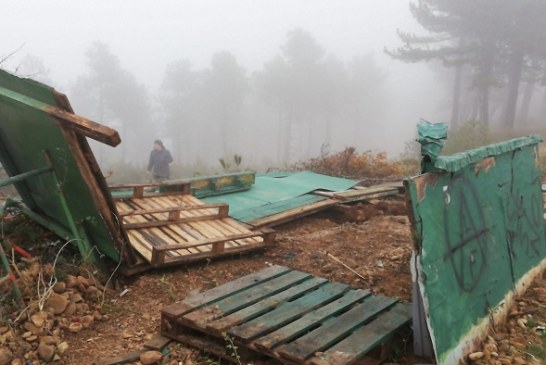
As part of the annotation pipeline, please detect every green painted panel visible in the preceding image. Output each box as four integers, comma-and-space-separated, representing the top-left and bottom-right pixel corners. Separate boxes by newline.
0, 70, 119, 260
203, 171, 356, 223
405, 136, 545, 363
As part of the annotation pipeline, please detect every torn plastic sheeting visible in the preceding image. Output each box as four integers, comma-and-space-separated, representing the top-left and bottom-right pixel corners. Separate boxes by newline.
417, 121, 447, 173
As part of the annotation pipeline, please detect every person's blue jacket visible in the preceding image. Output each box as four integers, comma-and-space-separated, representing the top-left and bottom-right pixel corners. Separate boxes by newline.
147, 148, 173, 178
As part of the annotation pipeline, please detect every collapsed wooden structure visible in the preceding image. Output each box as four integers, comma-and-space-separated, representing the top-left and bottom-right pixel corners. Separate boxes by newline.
0, 70, 273, 272
110, 182, 273, 267
161, 265, 412, 365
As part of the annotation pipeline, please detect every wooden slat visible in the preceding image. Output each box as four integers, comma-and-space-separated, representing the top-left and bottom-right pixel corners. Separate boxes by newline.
126, 197, 203, 255
206, 277, 328, 334
253, 289, 371, 352
228, 282, 349, 342
276, 296, 397, 362
248, 199, 338, 228
44, 104, 121, 147
161, 265, 291, 320
180, 271, 312, 328
123, 213, 226, 229
119, 203, 227, 217
151, 231, 264, 264
161, 266, 412, 365
307, 304, 412, 365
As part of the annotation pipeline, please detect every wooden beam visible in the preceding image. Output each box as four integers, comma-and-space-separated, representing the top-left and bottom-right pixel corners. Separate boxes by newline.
0, 85, 121, 146
151, 231, 264, 265
45, 106, 121, 147
123, 213, 224, 229
119, 204, 228, 217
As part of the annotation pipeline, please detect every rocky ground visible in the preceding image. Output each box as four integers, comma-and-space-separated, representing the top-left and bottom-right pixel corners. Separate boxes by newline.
1, 195, 546, 364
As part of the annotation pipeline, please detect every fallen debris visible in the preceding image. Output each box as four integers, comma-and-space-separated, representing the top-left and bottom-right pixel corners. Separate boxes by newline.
161, 265, 411, 365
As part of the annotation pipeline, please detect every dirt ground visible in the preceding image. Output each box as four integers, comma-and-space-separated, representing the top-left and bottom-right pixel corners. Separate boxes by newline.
4, 194, 546, 364
59, 198, 416, 365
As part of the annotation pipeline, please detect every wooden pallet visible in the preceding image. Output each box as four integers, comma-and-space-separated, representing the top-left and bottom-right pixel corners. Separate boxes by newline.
161, 265, 411, 365
112, 184, 274, 267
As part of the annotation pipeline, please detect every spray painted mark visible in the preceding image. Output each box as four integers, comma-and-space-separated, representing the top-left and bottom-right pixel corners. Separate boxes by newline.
443, 175, 489, 292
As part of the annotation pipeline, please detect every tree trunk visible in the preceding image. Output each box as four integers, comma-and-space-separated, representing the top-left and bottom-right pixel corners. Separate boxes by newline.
451, 63, 463, 128
518, 80, 534, 125
477, 40, 496, 126
502, 45, 525, 128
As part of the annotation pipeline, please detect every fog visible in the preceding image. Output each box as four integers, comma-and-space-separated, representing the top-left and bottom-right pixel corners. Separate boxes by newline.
3, 1, 540, 179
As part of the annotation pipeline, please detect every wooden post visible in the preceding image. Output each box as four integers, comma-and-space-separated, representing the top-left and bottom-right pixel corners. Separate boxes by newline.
134, 186, 144, 198
168, 210, 181, 221
218, 204, 229, 218
151, 247, 167, 265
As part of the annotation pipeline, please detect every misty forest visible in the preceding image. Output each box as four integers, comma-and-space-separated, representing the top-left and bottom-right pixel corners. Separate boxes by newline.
2, 0, 546, 181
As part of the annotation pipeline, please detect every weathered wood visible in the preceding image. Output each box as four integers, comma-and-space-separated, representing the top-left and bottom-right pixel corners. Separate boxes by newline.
162, 265, 291, 320
92, 351, 143, 365
333, 188, 399, 202
249, 199, 338, 228
228, 282, 349, 342
276, 295, 397, 362
152, 231, 265, 257
253, 289, 370, 352
206, 277, 327, 334
161, 266, 412, 365
119, 203, 228, 217
180, 271, 313, 328
44, 104, 121, 147
124, 213, 227, 230
144, 333, 172, 350
307, 303, 412, 365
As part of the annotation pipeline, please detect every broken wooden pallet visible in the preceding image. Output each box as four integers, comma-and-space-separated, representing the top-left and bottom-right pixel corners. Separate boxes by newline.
161, 265, 411, 365
112, 184, 275, 268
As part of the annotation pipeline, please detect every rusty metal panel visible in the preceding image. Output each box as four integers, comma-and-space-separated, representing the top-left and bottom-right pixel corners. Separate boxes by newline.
405, 136, 545, 364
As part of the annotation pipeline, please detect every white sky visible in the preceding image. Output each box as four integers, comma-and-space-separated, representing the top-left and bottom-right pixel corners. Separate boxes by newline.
0, 0, 446, 155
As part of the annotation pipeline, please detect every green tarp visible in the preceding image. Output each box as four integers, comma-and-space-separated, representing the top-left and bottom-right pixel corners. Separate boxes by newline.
203, 171, 357, 223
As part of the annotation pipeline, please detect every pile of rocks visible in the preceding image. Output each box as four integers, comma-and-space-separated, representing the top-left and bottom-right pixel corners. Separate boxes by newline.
0, 268, 107, 364
468, 278, 546, 365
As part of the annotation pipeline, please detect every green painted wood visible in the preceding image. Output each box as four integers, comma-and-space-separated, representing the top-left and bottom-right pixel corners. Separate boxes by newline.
405, 137, 546, 363
228, 282, 349, 342
206, 277, 328, 334
180, 270, 312, 326
434, 135, 543, 172
276, 295, 397, 362
311, 303, 412, 365
0, 70, 120, 261
253, 289, 371, 352
162, 265, 291, 318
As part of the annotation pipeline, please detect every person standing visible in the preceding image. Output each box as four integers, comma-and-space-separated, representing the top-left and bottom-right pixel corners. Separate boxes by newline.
147, 140, 173, 183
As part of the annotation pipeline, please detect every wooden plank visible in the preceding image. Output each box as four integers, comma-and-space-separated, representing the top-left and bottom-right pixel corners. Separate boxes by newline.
228, 282, 349, 342
92, 351, 143, 365
126, 197, 202, 255
45, 105, 121, 147
144, 333, 172, 351
161, 265, 291, 320
152, 231, 263, 259
307, 303, 412, 365
126, 231, 153, 261
253, 289, 371, 352
180, 271, 313, 328
110, 181, 190, 190
248, 199, 338, 228
332, 186, 398, 200
123, 213, 225, 229
119, 203, 228, 217
206, 277, 327, 334
276, 295, 397, 362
